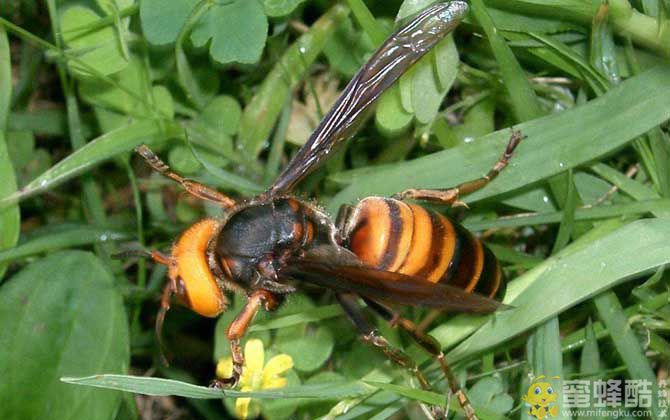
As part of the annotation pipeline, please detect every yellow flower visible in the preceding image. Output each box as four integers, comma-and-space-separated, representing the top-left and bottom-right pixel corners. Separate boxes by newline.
216, 339, 294, 419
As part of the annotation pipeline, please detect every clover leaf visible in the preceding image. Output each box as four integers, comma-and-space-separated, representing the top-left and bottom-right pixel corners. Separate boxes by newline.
191, 0, 268, 65
60, 6, 129, 77
263, 0, 306, 17
139, 0, 198, 45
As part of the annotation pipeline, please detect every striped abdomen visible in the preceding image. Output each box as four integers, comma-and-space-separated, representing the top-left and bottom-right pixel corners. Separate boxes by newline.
343, 197, 505, 300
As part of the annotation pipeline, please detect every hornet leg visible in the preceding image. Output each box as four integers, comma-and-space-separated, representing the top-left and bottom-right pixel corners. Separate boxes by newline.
211, 290, 279, 388
113, 249, 176, 365
394, 130, 523, 208
136, 144, 236, 208
363, 298, 479, 420
336, 293, 445, 418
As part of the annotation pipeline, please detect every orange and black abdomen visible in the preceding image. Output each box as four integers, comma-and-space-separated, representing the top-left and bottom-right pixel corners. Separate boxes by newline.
344, 197, 505, 300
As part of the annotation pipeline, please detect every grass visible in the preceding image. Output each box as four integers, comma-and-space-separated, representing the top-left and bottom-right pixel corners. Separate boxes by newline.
1, 1, 669, 419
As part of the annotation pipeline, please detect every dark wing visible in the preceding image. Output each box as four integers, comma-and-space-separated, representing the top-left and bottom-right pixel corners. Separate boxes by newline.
266, 2, 469, 196
281, 246, 506, 314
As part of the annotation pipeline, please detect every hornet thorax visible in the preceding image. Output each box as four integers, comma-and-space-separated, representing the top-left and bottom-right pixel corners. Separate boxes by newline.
215, 197, 337, 289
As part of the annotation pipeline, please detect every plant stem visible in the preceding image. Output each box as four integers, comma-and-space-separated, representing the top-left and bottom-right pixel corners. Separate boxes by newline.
484, 0, 670, 56
345, 0, 386, 45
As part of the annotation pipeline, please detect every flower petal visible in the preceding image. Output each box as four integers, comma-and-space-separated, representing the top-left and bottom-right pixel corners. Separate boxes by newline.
216, 357, 233, 379
235, 397, 251, 420
244, 339, 265, 374
263, 377, 287, 390
263, 354, 293, 378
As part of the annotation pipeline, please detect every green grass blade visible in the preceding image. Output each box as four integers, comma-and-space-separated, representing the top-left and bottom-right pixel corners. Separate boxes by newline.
470, 0, 542, 122
345, 0, 385, 45
447, 218, 670, 363
61, 375, 372, 400
525, 318, 564, 420
0, 227, 129, 265
551, 169, 577, 253
484, 0, 670, 56
590, 163, 659, 201
0, 119, 181, 209
592, 292, 662, 419
328, 65, 670, 213
249, 304, 342, 332
464, 199, 670, 231
561, 291, 669, 354
580, 319, 600, 378
364, 381, 505, 419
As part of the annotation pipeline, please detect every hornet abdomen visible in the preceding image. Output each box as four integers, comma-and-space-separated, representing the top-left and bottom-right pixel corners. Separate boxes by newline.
344, 197, 505, 299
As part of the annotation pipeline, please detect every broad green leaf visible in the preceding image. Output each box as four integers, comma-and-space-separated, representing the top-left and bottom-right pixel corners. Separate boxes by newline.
396, 0, 435, 19
0, 28, 19, 279
238, 4, 349, 156
0, 251, 129, 419
380, 0, 462, 125
0, 119, 181, 209
433, 34, 459, 91
200, 95, 242, 137
324, 17, 374, 78
274, 294, 335, 373
400, 34, 459, 124
264, 0, 306, 17
0, 139, 18, 277
5, 130, 35, 174
258, 370, 301, 420
140, 0, 197, 45
79, 58, 173, 121
447, 218, 670, 363
328, 66, 670, 213
60, 6, 128, 77
451, 97, 496, 142
168, 145, 201, 175
97, 0, 135, 18
468, 377, 514, 416
62, 375, 372, 400
191, 0, 268, 65
7, 109, 69, 137
275, 324, 334, 373
0, 28, 10, 125
375, 84, 413, 135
